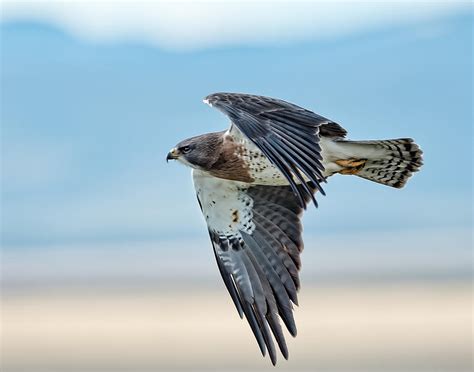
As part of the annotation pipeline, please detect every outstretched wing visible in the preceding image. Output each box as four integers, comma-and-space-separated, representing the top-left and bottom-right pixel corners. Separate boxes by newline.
193, 170, 315, 365
204, 92, 338, 208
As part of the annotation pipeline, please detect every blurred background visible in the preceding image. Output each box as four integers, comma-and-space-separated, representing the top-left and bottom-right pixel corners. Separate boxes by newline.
1, 1, 472, 371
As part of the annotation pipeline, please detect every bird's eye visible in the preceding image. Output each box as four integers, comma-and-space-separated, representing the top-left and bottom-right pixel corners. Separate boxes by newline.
181, 146, 191, 154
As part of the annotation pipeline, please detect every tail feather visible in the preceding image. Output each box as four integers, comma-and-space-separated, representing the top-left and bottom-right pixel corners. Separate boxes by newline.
335, 138, 423, 188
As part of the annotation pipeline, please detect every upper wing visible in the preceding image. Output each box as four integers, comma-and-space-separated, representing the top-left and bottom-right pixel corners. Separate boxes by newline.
193, 170, 315, 365
204, 92, 341, 208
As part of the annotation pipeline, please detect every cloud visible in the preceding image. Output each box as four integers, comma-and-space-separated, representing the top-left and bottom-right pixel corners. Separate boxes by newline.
1, 0, 470, 50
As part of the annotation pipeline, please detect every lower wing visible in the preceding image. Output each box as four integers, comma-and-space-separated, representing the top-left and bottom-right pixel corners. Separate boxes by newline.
193, 170, 315, 365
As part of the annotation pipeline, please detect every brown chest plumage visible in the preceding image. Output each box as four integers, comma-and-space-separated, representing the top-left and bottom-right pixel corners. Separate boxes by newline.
208, 137, 255, 183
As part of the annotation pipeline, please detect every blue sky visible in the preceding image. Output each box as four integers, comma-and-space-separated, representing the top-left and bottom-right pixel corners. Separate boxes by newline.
1, 3, 472, 256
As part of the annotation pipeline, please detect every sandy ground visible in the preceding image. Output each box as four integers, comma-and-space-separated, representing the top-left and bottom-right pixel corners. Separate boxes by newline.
1, 281, 472, 371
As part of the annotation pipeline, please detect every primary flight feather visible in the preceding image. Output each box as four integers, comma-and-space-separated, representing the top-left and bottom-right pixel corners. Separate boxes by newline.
166, 92, 423, 365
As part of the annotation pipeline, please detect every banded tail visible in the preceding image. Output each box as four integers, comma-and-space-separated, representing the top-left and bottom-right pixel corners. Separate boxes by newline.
334, 138, 423, 188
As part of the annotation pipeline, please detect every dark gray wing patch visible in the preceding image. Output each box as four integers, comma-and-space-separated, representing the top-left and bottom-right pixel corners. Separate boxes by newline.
320, 121, 347, 138
211, 233, 282, 365
205, 92, 336, 208
209, 183, 315, 365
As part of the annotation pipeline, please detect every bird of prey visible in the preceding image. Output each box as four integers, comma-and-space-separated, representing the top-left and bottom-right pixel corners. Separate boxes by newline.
166, 93, 422, 365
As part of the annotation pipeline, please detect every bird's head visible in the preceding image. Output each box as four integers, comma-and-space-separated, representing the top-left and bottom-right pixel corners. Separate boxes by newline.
167, 132, 223, 170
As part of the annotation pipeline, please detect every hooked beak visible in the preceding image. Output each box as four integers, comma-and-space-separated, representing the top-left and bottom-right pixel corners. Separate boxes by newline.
166, 148, 179, 162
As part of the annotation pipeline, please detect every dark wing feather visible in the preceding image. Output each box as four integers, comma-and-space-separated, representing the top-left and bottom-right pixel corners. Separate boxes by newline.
320, 121, 347, 138
204, 92, 341, 208
211, 234, 278, 364
204, 180, 315, 365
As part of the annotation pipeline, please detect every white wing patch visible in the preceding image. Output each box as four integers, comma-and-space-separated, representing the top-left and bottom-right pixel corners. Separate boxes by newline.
193, 169, 255, 237
226, 123, 247, 142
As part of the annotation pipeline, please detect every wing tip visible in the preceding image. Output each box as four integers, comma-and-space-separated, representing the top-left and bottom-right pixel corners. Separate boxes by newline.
203, 98, 213, 107
270, 355, 277, 366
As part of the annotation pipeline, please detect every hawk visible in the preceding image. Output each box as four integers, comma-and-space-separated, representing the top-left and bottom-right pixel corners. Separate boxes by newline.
166, 93, 422, 364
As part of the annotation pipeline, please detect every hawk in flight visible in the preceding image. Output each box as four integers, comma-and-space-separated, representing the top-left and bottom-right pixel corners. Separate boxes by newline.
167, 93, 422, 364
